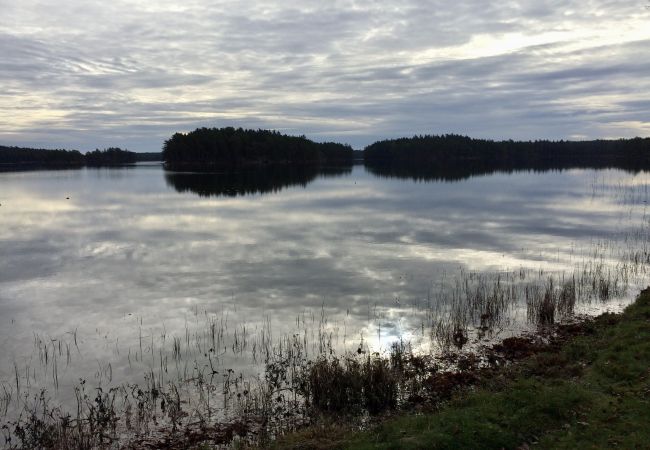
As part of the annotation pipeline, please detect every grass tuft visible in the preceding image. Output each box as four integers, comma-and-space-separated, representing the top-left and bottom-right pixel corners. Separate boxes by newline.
273, 288, 650, 450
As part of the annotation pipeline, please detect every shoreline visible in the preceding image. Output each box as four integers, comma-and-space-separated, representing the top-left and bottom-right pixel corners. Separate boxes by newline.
3, 288, 647, 449
271, 287, 650, 449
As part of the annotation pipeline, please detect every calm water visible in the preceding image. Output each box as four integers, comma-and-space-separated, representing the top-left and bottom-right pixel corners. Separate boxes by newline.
1, 164, 649, 418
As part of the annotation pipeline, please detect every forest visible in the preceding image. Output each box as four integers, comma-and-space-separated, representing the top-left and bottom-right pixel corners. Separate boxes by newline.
162, 127, 354, 169
364, 135, 650, 167
134, 152, 163, 161
4, 134, 650, 174
0, 145, 85, 167
85, 147, 137, 165
0, 146, 147, 168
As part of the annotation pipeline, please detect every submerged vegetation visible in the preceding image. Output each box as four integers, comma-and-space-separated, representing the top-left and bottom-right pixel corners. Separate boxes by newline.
1, 281, 646, 448
1, 220, 649, 448
277, 288, 650, 449
3, 134, 650, 448
162, 127, 354, 170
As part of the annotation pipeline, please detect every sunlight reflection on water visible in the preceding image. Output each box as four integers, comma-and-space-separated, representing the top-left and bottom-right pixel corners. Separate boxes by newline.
1, 164, 649, 415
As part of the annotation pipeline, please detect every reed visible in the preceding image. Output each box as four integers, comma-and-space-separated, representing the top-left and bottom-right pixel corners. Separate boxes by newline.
4, 212, 650, 448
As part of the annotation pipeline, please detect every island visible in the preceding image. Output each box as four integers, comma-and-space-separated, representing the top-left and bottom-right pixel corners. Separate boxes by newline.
162, 127, 354, 170
364, 135, 650, 180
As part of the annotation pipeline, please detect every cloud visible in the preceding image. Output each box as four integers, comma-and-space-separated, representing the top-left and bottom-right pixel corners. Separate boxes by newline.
0, 0, 648, 150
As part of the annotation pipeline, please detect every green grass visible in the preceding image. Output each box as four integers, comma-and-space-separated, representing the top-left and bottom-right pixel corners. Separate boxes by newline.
273, 289, 650, 450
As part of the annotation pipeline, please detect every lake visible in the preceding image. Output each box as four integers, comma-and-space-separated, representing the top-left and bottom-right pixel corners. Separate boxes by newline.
1, 163, 649, 439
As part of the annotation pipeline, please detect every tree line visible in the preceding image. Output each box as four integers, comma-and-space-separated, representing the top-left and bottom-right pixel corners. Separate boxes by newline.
3, 131, 650, 174
363, 134, 650, 168
363, 135, 650, 181
85, 148, 137, 166
162, 127, 354, 169
0, 145, 85, 167
0, 146, 160, 168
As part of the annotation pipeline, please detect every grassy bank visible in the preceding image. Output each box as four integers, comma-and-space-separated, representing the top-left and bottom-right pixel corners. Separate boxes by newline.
273, 288, 650, 450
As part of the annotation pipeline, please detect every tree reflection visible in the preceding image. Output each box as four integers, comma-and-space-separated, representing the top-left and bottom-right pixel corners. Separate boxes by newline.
165, 165, 353, 197
365, 160, 650, 182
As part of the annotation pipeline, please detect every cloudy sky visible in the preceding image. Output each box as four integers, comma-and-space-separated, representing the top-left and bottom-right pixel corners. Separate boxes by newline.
1, 0, 649, 151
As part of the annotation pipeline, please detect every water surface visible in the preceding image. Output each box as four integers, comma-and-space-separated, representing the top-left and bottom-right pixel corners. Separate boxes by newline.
0, 164, 648, 416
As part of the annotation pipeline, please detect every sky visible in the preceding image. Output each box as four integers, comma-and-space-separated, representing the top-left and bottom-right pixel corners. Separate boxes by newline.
1, 0, 649, 152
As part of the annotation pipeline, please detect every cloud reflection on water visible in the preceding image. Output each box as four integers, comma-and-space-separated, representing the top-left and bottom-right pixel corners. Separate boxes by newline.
0, 165, 649, 404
